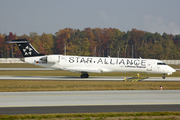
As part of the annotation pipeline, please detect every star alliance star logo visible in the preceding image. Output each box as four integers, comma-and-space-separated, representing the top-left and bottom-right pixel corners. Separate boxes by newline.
23, 46, 32, 56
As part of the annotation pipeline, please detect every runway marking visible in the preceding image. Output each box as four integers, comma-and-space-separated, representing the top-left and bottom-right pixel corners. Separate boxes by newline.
1, 103, 180, 108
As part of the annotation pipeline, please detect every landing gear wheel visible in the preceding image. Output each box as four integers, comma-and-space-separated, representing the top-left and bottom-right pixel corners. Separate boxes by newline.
80, 73, 89, 78
162, 74, 166, 79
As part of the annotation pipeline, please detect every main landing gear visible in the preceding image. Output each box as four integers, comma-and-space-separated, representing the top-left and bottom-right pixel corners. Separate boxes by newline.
162, 74, 166, 79
81, 72, 89, 78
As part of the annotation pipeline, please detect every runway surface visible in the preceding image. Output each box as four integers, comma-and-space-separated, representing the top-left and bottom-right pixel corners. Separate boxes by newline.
0, 76, 180, 81
0, 90, 180, 114
1, 105, 180, 115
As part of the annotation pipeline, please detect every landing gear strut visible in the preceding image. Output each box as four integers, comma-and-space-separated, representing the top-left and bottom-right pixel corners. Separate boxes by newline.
162, 74, 166, 79
81, 72, 89, 78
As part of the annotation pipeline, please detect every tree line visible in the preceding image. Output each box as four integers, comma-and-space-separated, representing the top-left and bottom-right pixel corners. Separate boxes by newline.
0, 28, 180, 59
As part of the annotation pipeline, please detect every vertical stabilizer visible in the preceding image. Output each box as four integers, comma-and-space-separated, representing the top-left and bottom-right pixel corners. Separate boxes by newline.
5, 39, 45, 57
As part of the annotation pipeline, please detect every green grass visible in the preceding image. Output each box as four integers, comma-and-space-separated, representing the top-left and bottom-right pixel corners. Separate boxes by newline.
0, 112, 180, 120
0, 80, 180, 91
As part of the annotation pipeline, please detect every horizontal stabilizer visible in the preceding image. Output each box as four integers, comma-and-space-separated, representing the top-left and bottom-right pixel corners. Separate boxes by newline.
5, 39, 28, 44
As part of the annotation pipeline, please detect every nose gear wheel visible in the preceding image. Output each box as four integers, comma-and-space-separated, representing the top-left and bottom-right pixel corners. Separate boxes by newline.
162, 74, 166, 79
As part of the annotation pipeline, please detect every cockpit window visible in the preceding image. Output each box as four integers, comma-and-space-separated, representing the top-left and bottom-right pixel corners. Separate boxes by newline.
157, 63, 166, 65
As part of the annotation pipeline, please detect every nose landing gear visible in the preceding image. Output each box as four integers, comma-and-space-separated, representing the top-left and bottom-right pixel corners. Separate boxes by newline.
162, 74, 166, 79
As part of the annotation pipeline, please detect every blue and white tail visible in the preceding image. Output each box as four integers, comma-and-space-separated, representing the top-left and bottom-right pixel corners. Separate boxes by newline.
5, 39, 45, 57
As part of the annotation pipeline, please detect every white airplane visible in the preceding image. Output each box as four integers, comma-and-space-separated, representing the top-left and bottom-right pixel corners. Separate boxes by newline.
6, 39, 176, 79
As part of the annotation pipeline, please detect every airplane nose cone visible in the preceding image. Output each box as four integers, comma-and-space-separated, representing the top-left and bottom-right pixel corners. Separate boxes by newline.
167, 67, 176, 75
172, 68, 176, 73
170, 67, 176, 73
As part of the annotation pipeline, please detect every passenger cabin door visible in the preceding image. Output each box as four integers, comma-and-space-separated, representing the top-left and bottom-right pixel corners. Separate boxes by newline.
57, 55, 62, 69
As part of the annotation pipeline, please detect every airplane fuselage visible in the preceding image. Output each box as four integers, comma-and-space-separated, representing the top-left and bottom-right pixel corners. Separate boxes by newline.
24, 55, 176, 76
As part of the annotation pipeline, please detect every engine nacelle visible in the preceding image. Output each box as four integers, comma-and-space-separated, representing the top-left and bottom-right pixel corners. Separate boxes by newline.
40, 55, 59, 63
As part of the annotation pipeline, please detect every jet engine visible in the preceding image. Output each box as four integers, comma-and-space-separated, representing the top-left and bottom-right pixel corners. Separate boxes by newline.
40, 55, 60, 63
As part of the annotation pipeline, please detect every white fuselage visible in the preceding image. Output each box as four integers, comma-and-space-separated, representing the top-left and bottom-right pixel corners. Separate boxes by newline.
24, 55, 176, 75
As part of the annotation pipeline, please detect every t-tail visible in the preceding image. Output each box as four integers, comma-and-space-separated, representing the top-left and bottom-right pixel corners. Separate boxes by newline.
5, 39, 45, 57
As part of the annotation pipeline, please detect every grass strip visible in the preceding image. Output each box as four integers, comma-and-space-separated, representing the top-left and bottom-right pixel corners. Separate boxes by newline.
0, 112, 180, 120
0, 81, 180, 91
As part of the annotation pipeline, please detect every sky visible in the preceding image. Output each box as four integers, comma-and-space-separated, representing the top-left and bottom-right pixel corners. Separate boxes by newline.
0, 0, 180, 36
